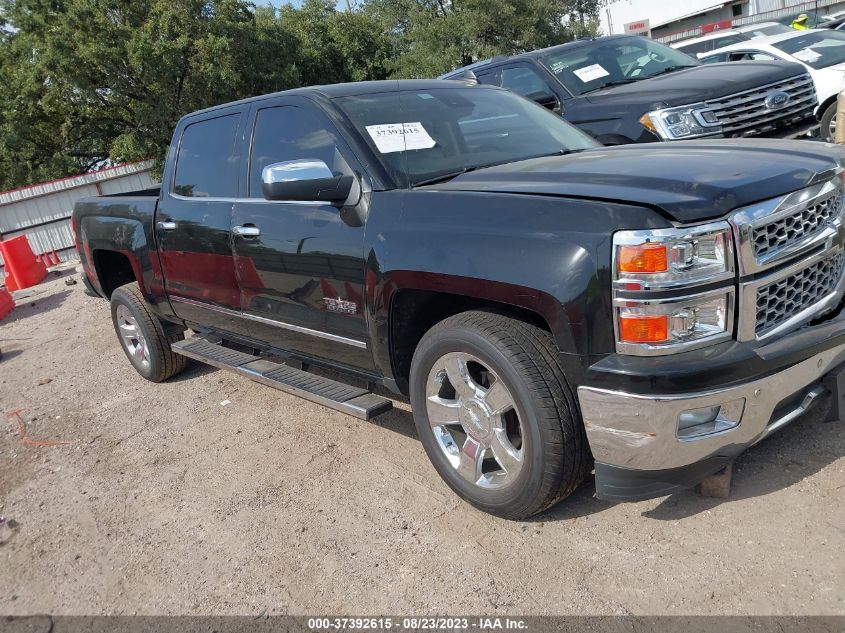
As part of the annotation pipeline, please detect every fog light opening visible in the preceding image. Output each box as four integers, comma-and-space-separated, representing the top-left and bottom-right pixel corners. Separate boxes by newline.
677, 398, 745, 439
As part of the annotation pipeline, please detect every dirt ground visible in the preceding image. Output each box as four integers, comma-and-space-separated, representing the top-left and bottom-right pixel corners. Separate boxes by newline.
0, 270, 843, 616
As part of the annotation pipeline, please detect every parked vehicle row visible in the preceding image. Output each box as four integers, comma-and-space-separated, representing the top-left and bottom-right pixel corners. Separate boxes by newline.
701, 29, 845, 142
74, 78, 845, 519
441, 35, 819, 145
670, 22, 792, 58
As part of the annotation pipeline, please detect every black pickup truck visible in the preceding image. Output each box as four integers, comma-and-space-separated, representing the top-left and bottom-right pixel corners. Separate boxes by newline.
74, 80, 845, 519
441, 35, 820, 144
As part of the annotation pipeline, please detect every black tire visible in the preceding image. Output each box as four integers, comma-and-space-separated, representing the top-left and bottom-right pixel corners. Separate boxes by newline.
409, 311, 591, 519
110, 282, 187, 382
821, 101, 837, 143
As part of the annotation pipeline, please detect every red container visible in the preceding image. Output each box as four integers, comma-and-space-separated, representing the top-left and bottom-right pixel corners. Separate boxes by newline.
0, 236, 48, 290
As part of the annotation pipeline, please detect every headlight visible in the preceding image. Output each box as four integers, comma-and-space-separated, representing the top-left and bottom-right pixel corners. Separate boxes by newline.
640, 103, 721, 140
612, 222, 736, 356
613, 222, 734, 290
614, 289, 734, 355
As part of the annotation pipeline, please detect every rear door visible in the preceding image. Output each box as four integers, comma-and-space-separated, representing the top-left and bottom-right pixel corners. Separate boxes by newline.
156, 108, 250, 334
230, 97, 374, 370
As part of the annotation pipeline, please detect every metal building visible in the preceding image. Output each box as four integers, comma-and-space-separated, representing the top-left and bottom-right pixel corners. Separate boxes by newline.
0, 161, 158, 273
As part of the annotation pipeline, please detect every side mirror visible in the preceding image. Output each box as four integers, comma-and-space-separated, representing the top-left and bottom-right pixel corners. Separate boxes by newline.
526, 90, 560, 112
261, 159, 354, 205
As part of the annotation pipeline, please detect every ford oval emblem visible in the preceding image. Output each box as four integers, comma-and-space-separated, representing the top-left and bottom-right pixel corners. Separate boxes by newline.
764, 90, 790, 110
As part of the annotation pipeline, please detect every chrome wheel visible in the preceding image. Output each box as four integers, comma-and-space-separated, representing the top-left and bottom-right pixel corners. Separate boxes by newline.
829, 116, 837, 142
425, 352, 524, 489
116, 304, 150, 369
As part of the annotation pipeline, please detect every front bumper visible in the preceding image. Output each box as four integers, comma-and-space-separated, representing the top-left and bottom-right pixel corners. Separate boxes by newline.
578, 341, 844, 502
762, 117, 819, 140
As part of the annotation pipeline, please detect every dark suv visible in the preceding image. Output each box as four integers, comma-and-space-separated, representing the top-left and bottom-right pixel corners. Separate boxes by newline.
441, 35, 819, 144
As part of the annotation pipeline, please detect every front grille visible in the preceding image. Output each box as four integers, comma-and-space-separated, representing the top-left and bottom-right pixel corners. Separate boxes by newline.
752, 190, 844, 259
706, 74, 816, 137
755, 253, 845, 335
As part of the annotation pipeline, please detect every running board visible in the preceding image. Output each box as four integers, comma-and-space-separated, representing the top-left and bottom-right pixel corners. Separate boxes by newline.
171, 336, 393, 420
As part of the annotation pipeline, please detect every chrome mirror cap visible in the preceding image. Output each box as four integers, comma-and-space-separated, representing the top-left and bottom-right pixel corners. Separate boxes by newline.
262, 159, 334, 185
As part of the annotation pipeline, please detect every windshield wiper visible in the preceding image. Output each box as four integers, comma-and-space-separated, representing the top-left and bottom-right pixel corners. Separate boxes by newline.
411, 150, 580, 187
412, 167, 472, 187
581, 78, 640, 93
643, 65, 698, 79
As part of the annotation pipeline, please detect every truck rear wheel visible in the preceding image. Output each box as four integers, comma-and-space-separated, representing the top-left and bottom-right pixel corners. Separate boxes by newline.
110, 282, 187, 382
409, 311, 591, 519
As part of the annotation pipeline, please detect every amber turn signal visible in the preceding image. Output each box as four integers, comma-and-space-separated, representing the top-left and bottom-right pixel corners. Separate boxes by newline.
617, 243, 669, 274
618, 314, 669, 344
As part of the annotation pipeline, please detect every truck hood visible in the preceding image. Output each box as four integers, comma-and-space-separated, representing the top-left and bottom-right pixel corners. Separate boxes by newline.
425, 140, 845, 224
581, 61, 807, 108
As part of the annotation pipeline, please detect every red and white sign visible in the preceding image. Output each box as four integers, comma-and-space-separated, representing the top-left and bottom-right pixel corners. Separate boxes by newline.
701, 19, 733, 33
624, 19, 650, 36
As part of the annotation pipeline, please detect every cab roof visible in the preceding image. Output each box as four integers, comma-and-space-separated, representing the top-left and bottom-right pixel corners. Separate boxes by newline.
182, 79, 491, 119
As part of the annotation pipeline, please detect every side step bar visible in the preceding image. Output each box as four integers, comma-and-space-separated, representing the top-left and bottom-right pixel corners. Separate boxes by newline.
171, 336, 393, 420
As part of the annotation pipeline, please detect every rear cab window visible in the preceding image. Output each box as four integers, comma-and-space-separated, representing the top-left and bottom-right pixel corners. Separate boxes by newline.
172, 113, 241, 198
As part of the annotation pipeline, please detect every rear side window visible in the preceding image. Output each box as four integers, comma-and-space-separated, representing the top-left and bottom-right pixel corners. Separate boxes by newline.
499, 66, 553, 97
248, 106, 346, 198
677, 40, 710, 56
173, 114, 240, 198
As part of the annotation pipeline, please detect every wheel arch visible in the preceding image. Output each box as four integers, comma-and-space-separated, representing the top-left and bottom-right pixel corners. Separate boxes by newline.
817, 93, 838, 120
92, 249, 139, 298
378, 274, 578, 395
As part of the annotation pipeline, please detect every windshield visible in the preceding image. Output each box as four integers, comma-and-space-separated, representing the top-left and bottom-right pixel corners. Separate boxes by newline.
335, 87, 599, 187
774, 30, 845, 68
541, 36, 699, 96
741, 24, 792, 37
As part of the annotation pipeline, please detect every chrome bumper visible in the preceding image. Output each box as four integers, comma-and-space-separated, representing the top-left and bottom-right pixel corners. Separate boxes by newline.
577, 342, 845, 471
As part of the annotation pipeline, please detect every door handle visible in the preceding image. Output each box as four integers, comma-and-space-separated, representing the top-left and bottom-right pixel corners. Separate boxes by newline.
233, 225, 261, 237
157, 220, 177, 231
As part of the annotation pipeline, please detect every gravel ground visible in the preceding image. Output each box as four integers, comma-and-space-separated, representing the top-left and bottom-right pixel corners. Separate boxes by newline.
0, 271, 843, 616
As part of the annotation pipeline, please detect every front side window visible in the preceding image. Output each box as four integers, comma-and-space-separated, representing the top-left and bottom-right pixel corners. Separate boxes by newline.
248, 106, 350, 198
774, 31, 845, 68
542, 36, 699, 96
335, 87, 598, 187
173, 114, 240, 198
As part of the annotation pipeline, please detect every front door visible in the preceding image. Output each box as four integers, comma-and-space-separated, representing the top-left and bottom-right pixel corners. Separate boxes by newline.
230, 99, 373, 370
156, 109, 249, 335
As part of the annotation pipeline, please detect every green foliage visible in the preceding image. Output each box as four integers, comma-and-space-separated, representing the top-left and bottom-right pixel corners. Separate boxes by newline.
0, 0, 599, 191
364, 0, 602, 78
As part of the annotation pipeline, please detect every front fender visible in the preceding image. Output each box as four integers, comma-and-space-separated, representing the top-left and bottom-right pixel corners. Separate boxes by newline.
363, 190, 669, 385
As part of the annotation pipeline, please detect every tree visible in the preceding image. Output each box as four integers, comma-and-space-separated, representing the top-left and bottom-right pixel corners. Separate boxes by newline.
363, 0, 601, 78
0, 0, 389, 189
0, 0, 597, 191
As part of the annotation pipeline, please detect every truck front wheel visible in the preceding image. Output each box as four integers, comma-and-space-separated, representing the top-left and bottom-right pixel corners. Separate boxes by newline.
110, 282, 187, 382
409, 311, 591, 519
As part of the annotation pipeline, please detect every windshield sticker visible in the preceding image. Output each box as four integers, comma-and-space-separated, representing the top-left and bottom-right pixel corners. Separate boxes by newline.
793, 47, 821, 63
549, 60, 568, 73
573, 64, 611, 83
365, 122, 436, 153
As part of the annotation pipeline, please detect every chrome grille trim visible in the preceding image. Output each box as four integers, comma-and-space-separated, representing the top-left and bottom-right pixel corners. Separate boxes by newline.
738, 247, 845, 342
729, 179, 844, 275
731, 177, 845, 342
752, 189, 842, 260
755, 252, 845, 336
705, 74, 817, 136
